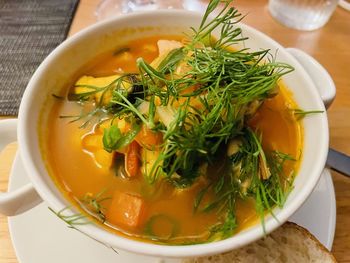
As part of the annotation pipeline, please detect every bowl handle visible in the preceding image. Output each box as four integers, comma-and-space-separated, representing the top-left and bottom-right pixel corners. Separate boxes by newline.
286, 48, 336, 109
339, 0, 350, 11
0, 119, 42, 216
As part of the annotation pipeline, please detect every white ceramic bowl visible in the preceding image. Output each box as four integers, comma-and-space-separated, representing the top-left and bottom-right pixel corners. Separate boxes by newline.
0, 10, 335, 258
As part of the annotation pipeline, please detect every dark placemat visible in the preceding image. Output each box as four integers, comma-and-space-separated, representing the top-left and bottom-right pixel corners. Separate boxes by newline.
0, 0, 79, 116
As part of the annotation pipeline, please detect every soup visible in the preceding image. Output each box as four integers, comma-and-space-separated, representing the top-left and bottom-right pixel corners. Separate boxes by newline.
40, 3, 302, 245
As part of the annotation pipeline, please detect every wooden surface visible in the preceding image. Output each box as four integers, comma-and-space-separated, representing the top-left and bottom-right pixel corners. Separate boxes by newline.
0, 0, 349, 262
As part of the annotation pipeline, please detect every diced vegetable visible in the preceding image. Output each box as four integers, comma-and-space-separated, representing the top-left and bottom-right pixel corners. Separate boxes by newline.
150, 40, 183, 69
259, 153, 271, 180
245, 100, 263, 117
156, 106, 176, 129
227, 138, 241, 156
99, 119, 131, 134
137, 101, 150, 116
73, 75, 132, 105
106, 191, 146, 228
82, 134, 115, 169
135, 124, 163, 149
141, 147, 163, 182
144, 214, 179, 240
82, 133, 103, 150
94, 149, 115, 169
157, 40, 183, 56
125, 141, 140, 177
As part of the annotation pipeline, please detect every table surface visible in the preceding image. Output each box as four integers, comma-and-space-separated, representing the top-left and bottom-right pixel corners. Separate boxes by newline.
0, 0, 349, 262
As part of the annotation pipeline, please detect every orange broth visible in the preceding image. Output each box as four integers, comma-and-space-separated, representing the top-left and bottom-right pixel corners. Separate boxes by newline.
42, 35, 302, 244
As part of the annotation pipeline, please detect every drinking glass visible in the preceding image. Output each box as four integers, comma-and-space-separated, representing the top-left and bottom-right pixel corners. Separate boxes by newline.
95, 0, 207, 21
268, 0, 339, 30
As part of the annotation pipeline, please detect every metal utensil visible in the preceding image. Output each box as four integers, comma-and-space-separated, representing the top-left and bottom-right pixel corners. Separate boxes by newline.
327, 148, 350, 177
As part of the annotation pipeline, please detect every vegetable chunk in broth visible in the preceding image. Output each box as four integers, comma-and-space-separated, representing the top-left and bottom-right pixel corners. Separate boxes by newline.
41, 1, 304, 245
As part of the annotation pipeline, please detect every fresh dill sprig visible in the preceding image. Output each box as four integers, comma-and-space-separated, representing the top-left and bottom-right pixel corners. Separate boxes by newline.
291, 108, 323, 120
199, 128, 296, 237
103, 122, 141, 152
128, 1, 294, 185
81, 190, 111, 223
49, 190, 111, 225
60, 73, 142, 128
49, 207, 88, 225
55, 0, 302, 242
191, 0, 246, 49
49, 206, 119, 254
59, 0, 294, 187
59, 106, 107, 129
244, 130, 295, 232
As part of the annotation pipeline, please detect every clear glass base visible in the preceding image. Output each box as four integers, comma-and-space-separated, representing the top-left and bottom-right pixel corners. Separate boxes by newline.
95, 0, 208, 21
268, 0, 339, 31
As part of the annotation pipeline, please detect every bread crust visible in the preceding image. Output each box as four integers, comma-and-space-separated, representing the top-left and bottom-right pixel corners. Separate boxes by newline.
183, 222, 337, 263
282, 222, 337, 262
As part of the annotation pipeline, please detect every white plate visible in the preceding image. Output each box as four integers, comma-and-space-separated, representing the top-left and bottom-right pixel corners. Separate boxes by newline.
8, 152, 336, 263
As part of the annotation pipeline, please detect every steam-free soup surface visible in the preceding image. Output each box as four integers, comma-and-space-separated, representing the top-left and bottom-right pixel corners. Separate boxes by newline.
43, 35, 302, 244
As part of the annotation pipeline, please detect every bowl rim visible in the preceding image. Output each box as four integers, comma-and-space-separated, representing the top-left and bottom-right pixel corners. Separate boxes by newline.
18, 9, 329, 258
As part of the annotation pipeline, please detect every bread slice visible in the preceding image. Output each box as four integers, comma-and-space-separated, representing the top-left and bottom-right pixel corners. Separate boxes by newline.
183, 222, 337, 263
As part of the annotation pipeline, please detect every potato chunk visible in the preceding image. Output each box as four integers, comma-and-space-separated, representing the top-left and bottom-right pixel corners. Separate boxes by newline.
157, 40, 183, 56
82, 133, 115, 170
150, 40, 183, 69
141, 148, 163, 180
94, 149, 115, 169
98, 119, 130, 134
74, 74, 132, 105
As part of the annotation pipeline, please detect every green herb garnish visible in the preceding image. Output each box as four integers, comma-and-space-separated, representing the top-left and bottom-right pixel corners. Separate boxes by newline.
292, 108, 324, 120
81, 191, 111, 223
58, 0, 314, 241
103, 122, 140, 152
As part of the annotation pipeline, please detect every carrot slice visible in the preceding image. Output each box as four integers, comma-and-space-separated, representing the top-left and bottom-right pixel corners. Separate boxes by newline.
125, 141, 140, 177
106, 191, 146, 228
135, 124, 163, 149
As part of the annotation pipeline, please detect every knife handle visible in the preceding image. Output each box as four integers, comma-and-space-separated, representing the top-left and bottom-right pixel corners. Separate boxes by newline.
327, 148, 350, 177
